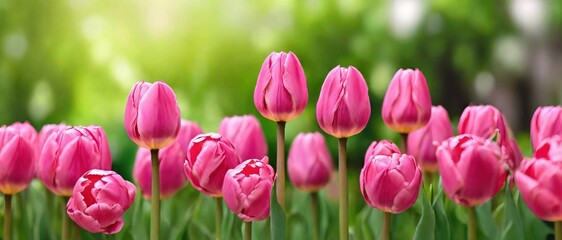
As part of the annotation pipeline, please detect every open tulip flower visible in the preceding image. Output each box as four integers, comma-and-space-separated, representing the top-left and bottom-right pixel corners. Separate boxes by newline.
219, 115, 268, 161
67, 169, 136, 234
288, 132, 333, 192
364, 140, 401, 164
530, 106, 562, 151
0, 122, 38, 195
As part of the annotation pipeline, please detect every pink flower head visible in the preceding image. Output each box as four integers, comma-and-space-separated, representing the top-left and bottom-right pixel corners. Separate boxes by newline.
436, 135, 505, 206
0, 122, 38, 194
133, 120, 203, 199
288, 132, 333, 192
219, 115, 268, 161
382, 68, 432, 133
39, 126, 112, 196
316, 66, 371, 138
364, 140, 401, 164
223, 157, 275, 222
360, 153, 422, 213
184, 133, 241, 197
67, 169, 136, 234
254, 51, 308, 122
125, 81, 181, 149
407, 106, 454, 172
531, 106, 562, 150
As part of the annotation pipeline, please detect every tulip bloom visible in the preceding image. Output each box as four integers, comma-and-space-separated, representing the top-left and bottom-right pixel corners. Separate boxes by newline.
360, 153, 422, 213
288, 132, 333, 192
436, 135, 505, 206
39, 126, 112, 196
0, 122, 38, 194
184, 133, 241, 197
254, 51, 308, 122
134, 120, 203, 199
364, 140, 401, 164
382, 68, 432, 133
407, 106, 453, 172
219, 115, 268, 161
223, 158, 275, 222
316, 66, 371, 138
530, 106, 562, 150
67, 169, 136, 234
124, 81, 181, 149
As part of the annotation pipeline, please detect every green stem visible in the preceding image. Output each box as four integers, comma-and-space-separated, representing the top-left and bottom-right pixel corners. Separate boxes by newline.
310, 192, 319, 240
556, 222, 562, 240
338, 137, 348, 240
468, 207, 477, 240
4, 194, 12, 240
400, 133, 408, 153
151, 149, 161, 240
62, 197, 70, 240
215, 197, 222, 240
245, 221, 252, 240
382, 212, 391, 240
276, 121, 286, 209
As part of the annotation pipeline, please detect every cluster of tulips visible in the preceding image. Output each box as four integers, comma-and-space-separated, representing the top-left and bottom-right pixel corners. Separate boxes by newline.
1, 51, 562, 240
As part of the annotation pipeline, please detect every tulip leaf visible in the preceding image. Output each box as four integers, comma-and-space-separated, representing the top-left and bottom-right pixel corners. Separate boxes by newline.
270, 189, 286, 240
221, 207, 235, 240
319, 192, 330, 240
432, 189, 450, 240
476, 201, 499, 239
413, 184, 436, 240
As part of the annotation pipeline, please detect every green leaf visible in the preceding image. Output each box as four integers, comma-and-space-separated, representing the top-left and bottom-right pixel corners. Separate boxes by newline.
221, 206, 234, 240
414, 184, 436, 240
432, 189, 450, 240
476, 201, 499, 239
501, 184, 524, 240
270, 189, 286, 240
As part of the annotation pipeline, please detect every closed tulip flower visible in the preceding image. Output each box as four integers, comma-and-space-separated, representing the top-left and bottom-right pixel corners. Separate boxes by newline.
219, 115, 268, 160
39, 126, 112, 196
530, 106, 562, 150
382, 68, 432, 133
436, 135, 505, 206
184, 133, 241, 197
316, 66, 371, 138
364, 140, 401, 164
134, 120, 203, 199
408, 106, 453, 172
223, 157, 275, 222
360, 153, 422, 213
125, 81, 181, 149
288, 132, 333, 192
254, 51, 308, 122
67, 169, 136, 234
0, 122, 38, 194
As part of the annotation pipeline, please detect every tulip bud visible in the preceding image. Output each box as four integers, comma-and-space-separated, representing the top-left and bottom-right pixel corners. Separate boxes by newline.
0, 122, 38, 194
67, 169, 136, 234
316, 66, 371, 138
530, 106, 562, 150
288, 132, 333, 192
219, 115, 268, 161
254, 51, 308, 122
125, 81, 181, 149
39, 126, 112, 196
436, 135, 505, 206
134, 120, 203, 199
184, 133, 241, 197
382, 68, 432, 133
360, 153, 422, 213
223, 157, 275, 222
364, 140, 401, 164
407, 106, 453, 172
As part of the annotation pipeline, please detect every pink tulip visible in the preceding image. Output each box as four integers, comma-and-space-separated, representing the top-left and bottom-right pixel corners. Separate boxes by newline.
67, 169, 136, 234
288, 132, 333, 192
218, 115, 268, 161
364, 140, 401, 164
360, 153, 422, 213
125, 81, 181, 149
407, 106, 453, 172
223, 157, 275, 222
254, 51, 308, 122
39, 126, 112, 196
316, 66, 371, 138
436, 135, 505, 206
184, 133, 241, 197
382, 68, 432, 133
134, 120, 203, 199
0, 122, 38, 194
530, 106, 562, 150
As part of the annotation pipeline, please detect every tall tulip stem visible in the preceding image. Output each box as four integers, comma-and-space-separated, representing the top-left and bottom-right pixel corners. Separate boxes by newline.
556, 222, 562, 240
310, 192, 319, 240
400, 133, 408, 153
338, 137, 348, 240
245, 221, 252, 240
4, 194, 12, 240
382, 212, 391, 240
62, 197, 70, 240
150, 149, 161, 240
215, 197, 222, 240
276, 121, 286, 209
468, 207, 477, 240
